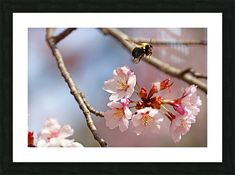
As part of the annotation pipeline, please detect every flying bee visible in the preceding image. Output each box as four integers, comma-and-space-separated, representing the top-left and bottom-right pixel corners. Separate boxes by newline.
131, 43, 153, 63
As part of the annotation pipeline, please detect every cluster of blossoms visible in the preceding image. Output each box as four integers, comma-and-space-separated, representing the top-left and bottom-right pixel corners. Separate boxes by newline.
28, 118, 83, 147
103, 66, 202, 143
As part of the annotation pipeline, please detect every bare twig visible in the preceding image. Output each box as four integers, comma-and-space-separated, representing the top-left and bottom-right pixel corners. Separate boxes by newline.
100, 28, 207, 93
80, 92, 104, 118
53, 28, 77, 44
46, 28, 107, 147
132, 38, 207, 46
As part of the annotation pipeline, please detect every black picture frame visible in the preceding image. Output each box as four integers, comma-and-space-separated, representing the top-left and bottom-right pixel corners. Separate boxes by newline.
1, 0, 234, 174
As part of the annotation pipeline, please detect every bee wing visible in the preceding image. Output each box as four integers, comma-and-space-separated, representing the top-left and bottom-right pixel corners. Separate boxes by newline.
132, 57, 140, 64
132, 54, 144, 64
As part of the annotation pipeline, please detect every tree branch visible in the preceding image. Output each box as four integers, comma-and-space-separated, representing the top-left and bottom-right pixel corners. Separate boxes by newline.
132, 37, 207, 46
46, 28, 107, 147
180, 68, 207, 79
100, 28, 207, 93
53, 28, 77, 44
80, 92, 104, 118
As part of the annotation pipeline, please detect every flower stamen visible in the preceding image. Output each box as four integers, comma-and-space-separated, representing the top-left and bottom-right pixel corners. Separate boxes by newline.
142, 113, 153, 126
117, 78, 129, 91
114, 108, 124, 119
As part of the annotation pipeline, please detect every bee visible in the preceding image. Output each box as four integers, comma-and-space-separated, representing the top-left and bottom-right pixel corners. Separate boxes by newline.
131, 43, 153, 63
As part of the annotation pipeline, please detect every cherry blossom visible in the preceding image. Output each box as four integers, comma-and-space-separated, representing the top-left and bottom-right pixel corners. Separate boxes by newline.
102, 66, 202, 143
181, 85, 202, 116
132, 107, 163, 135
37, 118, 83, 147
104, 98, 132, 132
103, 66, 136, 101
169, 112, 196, 143
166, 85, 202, 116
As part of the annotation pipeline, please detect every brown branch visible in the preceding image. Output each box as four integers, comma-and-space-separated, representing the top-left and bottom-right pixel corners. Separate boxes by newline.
53, 28, 77, 44
180, 68, 207, 79
48, 28, 105, 118
100, 28, 207, 93
80, 92, 104, 118
132, 38, 207, 46
46, 28, 107, 147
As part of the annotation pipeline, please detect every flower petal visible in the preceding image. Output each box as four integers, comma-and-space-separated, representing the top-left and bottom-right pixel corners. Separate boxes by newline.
149, 108, 159, 117
37, 139, 48, 147
44, 118, 61, 131
60, 138, 74, 147
137, 107, 152, 114
107, 101, 122, 108
169, 115, 193, 143
132, 114, 142, 126
124, 107, 132, 119
127, 74, 136, 88
59, 125, 74, 138
48, 138, 61, 147
109, 91, 126, 101
104, 110, 119, 129
38, 128, 51, 140
119, 118, 129, 132
103, 79, 117, 93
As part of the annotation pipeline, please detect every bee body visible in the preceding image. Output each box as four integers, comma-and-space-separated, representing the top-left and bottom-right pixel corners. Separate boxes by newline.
131, 43, 153, 63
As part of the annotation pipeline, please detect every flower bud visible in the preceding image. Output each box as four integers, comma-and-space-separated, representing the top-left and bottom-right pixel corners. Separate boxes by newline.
28, 131, 35, 147
160, 79, 173, 91
138, 87, 147, 99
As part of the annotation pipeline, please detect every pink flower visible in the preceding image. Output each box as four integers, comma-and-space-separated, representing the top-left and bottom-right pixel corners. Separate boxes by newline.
167, 85, 202, 116
103, 66, 136, 101
132, 107, 163, 135
181, 85, 202, 116
37, 118, 83, 147
166, 85, 201, 143
104, 99, 132, 132
169, 113, 196, 143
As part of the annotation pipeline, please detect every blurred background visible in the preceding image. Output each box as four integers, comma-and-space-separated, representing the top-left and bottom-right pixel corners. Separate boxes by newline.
28, 28, 207, 147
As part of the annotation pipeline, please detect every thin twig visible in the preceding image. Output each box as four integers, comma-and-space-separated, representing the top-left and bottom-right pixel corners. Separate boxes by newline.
80, 92, 104, 118
47, 28, 105, 118
46, 28, 107, 147
132, 38, 207, 46
100, 28, 207, 93
53, 28, 77, 44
